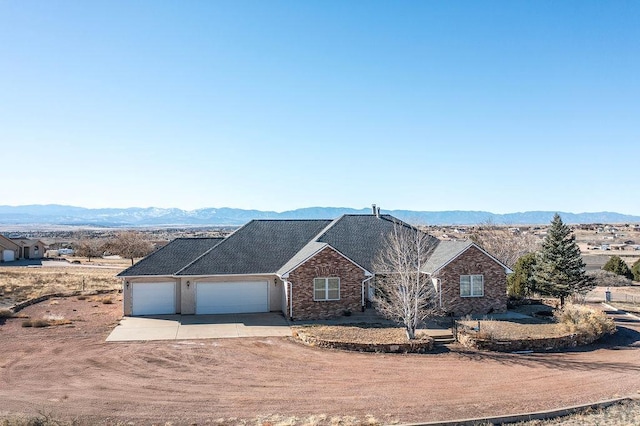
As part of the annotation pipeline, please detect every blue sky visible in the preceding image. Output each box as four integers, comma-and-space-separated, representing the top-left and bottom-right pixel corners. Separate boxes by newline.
1, 1, 638, 214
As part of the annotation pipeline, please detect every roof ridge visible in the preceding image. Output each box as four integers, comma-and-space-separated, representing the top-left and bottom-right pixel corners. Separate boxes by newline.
250, 219, 334, 222
117, 236, 183, 276
311, 215, 345, 242
174, 236, 224, 240
174, 220, 254, 274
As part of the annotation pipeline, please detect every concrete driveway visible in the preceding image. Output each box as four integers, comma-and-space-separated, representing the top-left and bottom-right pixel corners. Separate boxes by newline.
106, 313, 291, 342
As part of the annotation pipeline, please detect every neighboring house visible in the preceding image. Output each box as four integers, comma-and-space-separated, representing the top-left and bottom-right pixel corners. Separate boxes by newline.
118, 214, 511, 319
0, 234, 20, 262
12, 238, 46, 259
0, 235, 46, 261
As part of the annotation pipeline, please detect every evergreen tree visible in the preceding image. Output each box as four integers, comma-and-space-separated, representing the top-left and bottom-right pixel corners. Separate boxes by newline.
602, 255, 634, 280
533, 213, 594, 306
632, 259, 640, 282
507, 252, 538, 298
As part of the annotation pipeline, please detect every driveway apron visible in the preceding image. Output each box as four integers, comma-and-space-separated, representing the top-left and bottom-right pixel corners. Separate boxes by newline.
106, 313, 291, 342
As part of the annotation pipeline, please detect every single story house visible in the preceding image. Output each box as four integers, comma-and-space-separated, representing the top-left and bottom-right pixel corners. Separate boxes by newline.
0, 234, 20, 262
118, 214, 511, 319
0, 235, 46, 261
12, 238, 46, 259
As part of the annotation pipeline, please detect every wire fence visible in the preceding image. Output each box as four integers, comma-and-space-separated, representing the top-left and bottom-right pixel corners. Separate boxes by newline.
607, 291, 640, 304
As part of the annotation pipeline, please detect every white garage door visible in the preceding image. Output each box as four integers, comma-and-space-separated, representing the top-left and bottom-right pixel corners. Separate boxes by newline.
2, 250, 15, 262
132, 282, 176, 316
196, 281, 268, 314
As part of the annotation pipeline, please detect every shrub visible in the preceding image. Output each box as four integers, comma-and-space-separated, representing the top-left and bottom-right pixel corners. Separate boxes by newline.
602, 255, 634, 280
507, 252, 538, 298
22, 319, 50, 328
77, 295, 87, 300
554, 304, 615, 342
0, 309, 13, 318
101, 297, 114, 304
632, 259, 640, 282
587, 270, 633, 287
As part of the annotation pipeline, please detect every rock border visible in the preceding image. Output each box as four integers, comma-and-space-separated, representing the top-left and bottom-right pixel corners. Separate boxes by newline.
5, 289, 120, 314
399, 396, 638, 426
456, 329, 608, 352
292, 328, 434, 353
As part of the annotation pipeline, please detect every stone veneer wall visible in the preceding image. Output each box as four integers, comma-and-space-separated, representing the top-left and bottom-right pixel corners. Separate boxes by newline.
287, 247, 366, 320
436, 245, 507, 316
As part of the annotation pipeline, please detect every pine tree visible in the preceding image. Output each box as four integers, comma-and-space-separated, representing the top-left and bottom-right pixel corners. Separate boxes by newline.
533, 213, 594, 306
507, 252, 538, 298
632, 259, 640, 282
602, 255, 634, 280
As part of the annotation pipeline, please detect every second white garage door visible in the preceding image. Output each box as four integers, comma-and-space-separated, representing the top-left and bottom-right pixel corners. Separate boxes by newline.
196, 281, 269, 314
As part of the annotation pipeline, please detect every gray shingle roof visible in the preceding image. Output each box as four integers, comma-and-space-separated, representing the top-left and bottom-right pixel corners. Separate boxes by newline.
117, 216, 500, 279
421, 240, 474, 274
177, 220, 333, 275
277, 241, 329, 276
316, 214, 439, 273
117, 237, 223, 277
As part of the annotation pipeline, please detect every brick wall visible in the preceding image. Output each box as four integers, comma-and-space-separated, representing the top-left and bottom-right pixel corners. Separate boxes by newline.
436, 245, 507, 316
287, 246, 366, 320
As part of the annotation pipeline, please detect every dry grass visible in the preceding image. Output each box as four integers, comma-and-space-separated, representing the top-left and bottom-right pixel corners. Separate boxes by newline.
609, 302, 640, 314
555, 304, 616, 339
293, 324, 432, 344
508, 399, 640, 425
61, 255, 135, 267
4, 402, 637, 426
460, 320, 565, 340
461, 305, 615, 342
0, 413, 385, 426
211, 414, 385, 426
0, 266, 121, 304
22, 314, 72, 328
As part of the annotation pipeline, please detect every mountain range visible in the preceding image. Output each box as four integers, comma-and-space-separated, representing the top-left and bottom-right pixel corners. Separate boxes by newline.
0, 205, 639, 227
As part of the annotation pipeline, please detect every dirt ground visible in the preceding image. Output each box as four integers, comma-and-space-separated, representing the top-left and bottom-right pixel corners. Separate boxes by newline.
1, 297, 640, 425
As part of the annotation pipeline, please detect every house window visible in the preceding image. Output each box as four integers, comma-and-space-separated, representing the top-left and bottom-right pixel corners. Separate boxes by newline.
313, 277, 340, 301
460, 275, 484, 297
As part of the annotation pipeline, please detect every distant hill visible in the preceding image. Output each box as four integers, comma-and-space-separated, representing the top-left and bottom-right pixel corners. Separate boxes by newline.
0, 204, 639, 227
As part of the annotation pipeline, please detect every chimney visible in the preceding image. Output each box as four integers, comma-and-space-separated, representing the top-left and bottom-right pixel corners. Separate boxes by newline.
371, 204, 377, 215
377, 207, 381, 218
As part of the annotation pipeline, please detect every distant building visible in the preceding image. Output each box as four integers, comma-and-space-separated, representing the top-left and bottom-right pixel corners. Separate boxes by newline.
0, 234, 47, 261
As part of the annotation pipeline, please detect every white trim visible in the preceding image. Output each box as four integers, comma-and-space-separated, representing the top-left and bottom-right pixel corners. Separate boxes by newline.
313, 277, 341, 301
120, 273, 278, 280
431, 243, 512, 275
460, 274, 484, 297
362, 275, 374, 308
281, 245, 372, 278
117, 275, 176, 281
177, 273, 278, 279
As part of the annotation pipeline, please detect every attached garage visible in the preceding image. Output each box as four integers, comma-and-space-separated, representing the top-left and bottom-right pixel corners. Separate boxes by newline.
196, 281, 269, 314
131, 282, 176, 316
2, 250, 15, 262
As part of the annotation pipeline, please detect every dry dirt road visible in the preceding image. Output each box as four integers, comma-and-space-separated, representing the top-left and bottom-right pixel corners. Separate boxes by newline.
1, 296, 639, 425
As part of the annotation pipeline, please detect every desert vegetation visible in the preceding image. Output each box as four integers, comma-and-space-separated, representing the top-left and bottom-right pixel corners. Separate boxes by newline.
293, 324, 435, 353
0, 266, 121, 304
457, 304, 615, 351
508, 398, 640, 425
587, 269, 634, 287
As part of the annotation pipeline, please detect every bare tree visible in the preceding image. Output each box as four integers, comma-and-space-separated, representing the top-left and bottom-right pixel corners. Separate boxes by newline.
372, 224, 440, 339
470, 221, 540, 268
74, 238, 105, 262
107, 231, 154, 265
